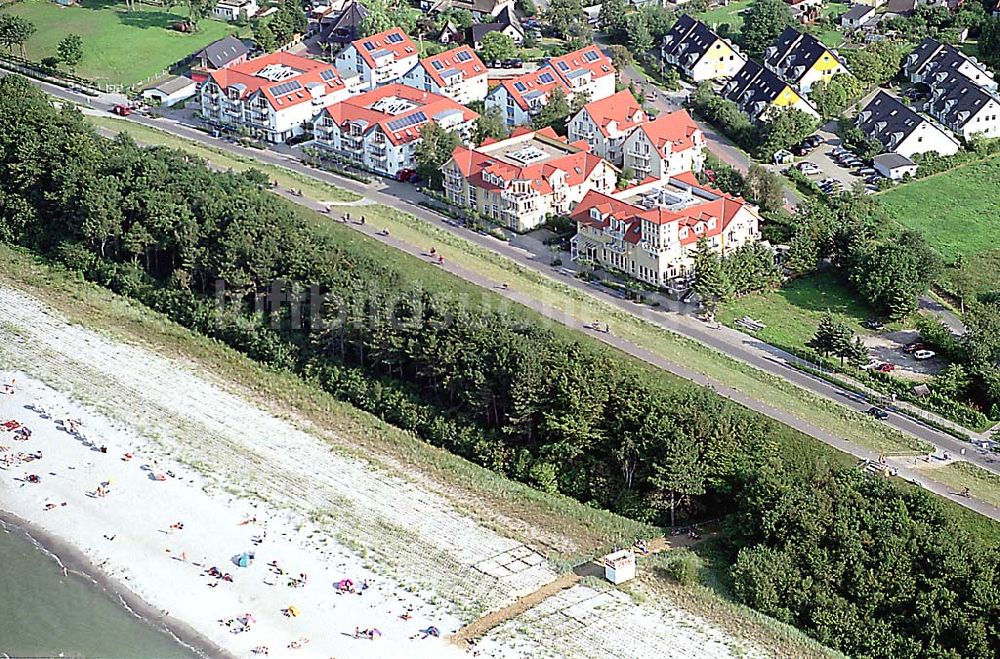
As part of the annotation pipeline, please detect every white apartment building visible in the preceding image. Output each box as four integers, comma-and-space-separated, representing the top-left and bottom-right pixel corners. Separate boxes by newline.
334, 27, 420, 90
200, 52, 352, 143
314, 83, 478, 178
442, 127, 617, 232
567, 90, 647, 166
400, 45, 489, 105
571, 173, 761, 286
485, 45, 617, 126
621, 109, 706, 182
856, 90, 960, 159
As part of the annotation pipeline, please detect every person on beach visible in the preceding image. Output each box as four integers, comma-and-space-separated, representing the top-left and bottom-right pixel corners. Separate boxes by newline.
2, 379, 15, 394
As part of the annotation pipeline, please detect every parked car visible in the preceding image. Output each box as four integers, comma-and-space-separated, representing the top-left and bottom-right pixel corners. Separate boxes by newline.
914, 349, 936, 360
863, 318, 884, 330
857, 167, 876, 176
647, 91, 658, 102
792, 143, 814, 156
903, 342, 926, 354
867, 406, 889, 420
796, 161, 821, 175
112, 104, 132, 116
861, 359, 881, 370
502, 58, 523, 68
876, 363, 896, 373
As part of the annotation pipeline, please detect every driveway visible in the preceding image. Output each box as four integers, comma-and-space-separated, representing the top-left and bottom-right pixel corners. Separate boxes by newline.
773, 123, 861, 194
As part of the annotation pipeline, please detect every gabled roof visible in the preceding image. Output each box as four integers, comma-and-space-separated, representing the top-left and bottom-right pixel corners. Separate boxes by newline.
723, 60, 810, 119
417, 45, 487, 88
764, 26, 845, 85
450, 130, 609, 195
208, 52, 346, 111
547, 45, 615, 85
661, 14, 721, 67
636, 109, 702, 155
856, 91, 931, 151
925, 69, 1000, 129
430, 0, 508, 14
841, 4, 875, 22
572, 182, 750, 246
319, 1, 368, 43
323, 83, 478, 146
146, 75, 196, 95
578, 90, 647, 137
495, 67, 571, 110
873, 152, 915, 170
195, 36, 249, 69
350, 27, 418, 69
906, 37, 995, 88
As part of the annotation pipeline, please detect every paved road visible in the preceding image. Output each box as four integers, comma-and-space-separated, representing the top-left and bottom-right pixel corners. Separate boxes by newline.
14, 71, 1000, 520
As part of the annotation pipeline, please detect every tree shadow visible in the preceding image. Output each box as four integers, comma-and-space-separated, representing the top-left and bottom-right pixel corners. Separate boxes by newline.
118, 10, 187, 30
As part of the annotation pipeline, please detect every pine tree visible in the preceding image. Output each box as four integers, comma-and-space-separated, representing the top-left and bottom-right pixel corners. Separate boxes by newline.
808, 312, 837, 358
692, 237, 732, 313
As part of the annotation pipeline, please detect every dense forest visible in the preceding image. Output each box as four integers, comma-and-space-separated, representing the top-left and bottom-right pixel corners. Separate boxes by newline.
1, 76, 997, 658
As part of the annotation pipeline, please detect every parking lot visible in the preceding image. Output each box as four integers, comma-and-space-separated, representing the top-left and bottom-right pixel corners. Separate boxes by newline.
773, 122, 883, 196
863, 329, 945, 381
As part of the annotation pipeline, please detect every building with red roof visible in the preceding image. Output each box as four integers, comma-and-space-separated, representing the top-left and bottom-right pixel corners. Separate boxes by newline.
442, 128, 617, 232
400, 45, 489, 105
485, 45, 617, 126
314, 84, 478, 178
200, 51, 354, 143
567, 90, 648, 166
621, 109, 706, 182
570, 175, 760, 286
334, 27, 420, 90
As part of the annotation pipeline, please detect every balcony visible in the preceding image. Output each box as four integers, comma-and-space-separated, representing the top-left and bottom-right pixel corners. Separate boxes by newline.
628, 152, 650, 162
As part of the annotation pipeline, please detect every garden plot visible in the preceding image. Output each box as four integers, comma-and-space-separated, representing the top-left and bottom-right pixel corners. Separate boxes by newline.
0, 286, 557, 620
478, 585, 769, 659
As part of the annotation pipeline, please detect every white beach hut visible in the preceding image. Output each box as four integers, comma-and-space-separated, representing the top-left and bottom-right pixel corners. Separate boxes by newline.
603, 550, 636, 585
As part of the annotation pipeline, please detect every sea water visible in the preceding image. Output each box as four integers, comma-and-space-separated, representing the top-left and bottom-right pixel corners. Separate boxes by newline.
0, 522, 196, 659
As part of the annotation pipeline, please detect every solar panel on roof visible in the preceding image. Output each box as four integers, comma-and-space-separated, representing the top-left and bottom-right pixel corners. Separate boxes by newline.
538, 72, 554, 83
387, 32, 404, 43
320, 69, 337, 81
386, 111, 427, 132
364, 41, 375, 51
270, 80, 302, 96
584, 50, 600, 62
432, 61, 444, 70
456, 50, 472, 62
514, 81, 527, 92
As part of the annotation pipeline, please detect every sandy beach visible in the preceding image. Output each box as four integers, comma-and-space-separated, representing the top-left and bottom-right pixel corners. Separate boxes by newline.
0, 285, 770, 659
0, 373, 472, 658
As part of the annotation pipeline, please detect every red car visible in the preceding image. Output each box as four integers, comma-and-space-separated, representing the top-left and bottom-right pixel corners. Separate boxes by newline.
876, 363, 895, 373
112, 104, 131, 117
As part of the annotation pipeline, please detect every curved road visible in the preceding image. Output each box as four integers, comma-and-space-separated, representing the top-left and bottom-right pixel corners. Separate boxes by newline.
14, 71, 999, 521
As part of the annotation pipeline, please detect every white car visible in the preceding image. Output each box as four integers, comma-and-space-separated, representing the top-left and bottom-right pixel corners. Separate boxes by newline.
860, 359, 880, 370
796, 161, 821, 175
913, 349, 936, 360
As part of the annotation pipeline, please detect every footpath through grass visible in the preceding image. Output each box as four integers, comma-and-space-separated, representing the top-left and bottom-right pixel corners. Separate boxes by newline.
1, 0, 240, 87
90, 117, 361, 203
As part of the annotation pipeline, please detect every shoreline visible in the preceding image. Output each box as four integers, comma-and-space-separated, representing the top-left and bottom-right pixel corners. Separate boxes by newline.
0, 508, 232, 659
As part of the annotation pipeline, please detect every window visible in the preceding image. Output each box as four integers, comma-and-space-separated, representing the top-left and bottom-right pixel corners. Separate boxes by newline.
386, 32, 404, 44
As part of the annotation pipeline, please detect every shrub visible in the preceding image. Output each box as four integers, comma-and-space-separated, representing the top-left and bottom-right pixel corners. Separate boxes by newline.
663, 549, 703, 586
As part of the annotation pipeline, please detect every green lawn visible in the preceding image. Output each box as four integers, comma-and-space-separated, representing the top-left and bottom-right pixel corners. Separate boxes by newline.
695, 0, 753, 33
717, 273, 880, 353
879, 154, 1000, 262
817, 5, 848, 47
0, 0, 241, 86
